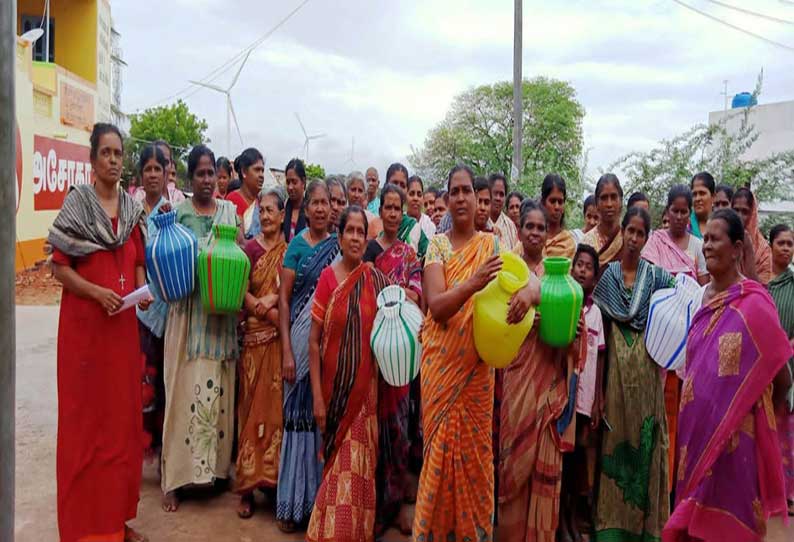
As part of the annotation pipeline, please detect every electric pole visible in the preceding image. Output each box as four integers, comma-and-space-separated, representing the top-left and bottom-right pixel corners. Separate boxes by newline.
511, 0, 523, 183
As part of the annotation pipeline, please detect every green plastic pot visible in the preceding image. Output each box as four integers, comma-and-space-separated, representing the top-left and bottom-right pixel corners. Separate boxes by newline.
539, 257, 583, 347
197, 224, 250, 314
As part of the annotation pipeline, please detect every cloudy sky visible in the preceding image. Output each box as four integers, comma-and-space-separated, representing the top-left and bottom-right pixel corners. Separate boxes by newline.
114, 0, 794, 180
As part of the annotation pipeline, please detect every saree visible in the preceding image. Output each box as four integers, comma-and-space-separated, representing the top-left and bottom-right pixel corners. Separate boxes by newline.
160, 200, 239, 494
663, 280, 792, 542
688, 210, 703, 240
593, 261, 674, 542
495, 212, 520, 251
767, 268, 794, 501
581, 227, 623, 272
498, 327, 586, 542
741, 204, 772, 284
276, 234, 341, 524
307, 264, 388, 542
398, 214, 429, 260
365, 240, 425, 529
412, 232, 498, 542
234, 237, 287, 494
544, 229, 576, 260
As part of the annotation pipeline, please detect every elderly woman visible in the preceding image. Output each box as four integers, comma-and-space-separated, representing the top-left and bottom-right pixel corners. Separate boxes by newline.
663, 209, 792, 541
346, 171, 380, 238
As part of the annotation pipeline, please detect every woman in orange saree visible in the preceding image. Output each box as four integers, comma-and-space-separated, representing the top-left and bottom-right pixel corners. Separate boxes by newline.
731, 187, 772, 284
413, 165, 538, 542
234, 189, 287, 517
498, 201, 586, 542
663, 209, 792, 542
306, 207, 388, 542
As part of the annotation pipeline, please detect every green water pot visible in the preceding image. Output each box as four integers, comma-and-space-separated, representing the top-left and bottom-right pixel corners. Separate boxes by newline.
539, 257, 584, 347
197, 224, 250, 314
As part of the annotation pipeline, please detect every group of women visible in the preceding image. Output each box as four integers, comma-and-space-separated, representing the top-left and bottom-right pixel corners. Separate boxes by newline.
51, 122, 794, 542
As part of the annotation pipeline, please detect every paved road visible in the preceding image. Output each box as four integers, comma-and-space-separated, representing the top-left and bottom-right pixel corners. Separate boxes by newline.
13, 306, 793, 541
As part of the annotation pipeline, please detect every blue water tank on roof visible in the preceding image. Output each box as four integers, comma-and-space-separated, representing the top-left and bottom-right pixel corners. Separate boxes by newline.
731, 92, 757, 108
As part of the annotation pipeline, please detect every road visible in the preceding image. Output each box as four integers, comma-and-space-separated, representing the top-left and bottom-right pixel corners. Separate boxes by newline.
13, 306, 794, 541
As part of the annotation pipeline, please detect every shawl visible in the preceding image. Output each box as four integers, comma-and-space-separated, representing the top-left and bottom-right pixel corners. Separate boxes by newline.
581, 226, 623, 269
593, 259, 673, 331
688, 209, 702, 239
320, 263, 388, 464
664, 280, 791, 542
743, 202, 772, 284
641, 229, 697, 279
397, 214, 429, 259
48, 184, 145, 257
544, 229, 577, 260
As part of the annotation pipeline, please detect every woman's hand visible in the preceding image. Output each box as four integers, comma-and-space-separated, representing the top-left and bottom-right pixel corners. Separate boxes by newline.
260, 293, 279, 310
468, 255, 502, 293
93, 286, 123, 314
158, 202, 173, 214
253, 299, 268, 318
282, 351, 296, 383
506, 274, 541, 324
591, 392, 604, 429
313, 395, 327, 434
137, 297, 152, 311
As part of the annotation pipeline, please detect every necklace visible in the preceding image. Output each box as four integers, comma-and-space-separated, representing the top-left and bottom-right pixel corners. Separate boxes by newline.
192, 198, 216, 217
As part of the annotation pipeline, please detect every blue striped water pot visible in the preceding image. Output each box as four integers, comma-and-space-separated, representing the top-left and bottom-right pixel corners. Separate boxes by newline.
645, 273, 705, 371
145, 210, 198, 302
370, 285, 423, 387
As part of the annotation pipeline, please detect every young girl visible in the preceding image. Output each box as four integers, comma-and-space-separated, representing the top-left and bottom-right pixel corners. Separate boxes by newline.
560, 244, 605, 542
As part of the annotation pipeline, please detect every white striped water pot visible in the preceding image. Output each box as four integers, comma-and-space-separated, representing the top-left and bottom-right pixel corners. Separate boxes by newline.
370, 285, 423, 387
644, 273, 705, 371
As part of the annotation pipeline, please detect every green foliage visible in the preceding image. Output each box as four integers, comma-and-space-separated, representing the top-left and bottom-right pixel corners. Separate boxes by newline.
610, 72, 794, 227
125, 100, 209, 187
304, 163, 326, 180
409, 78, 586, 206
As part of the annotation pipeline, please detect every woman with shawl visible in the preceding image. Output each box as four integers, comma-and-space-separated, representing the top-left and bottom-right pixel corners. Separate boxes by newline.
363, 184, 424, 535
160, 145, 241, 513
731, 187, 773, 284
641, 185, 710, 492
592, 207, 674, 542
663, 209, 793, 541
234, 189, 288, 518
498, 201, 586, 542
767, 224, 794, 516
581, 174, 624, 273
306, 207, 389, 542
541, 173, 576, 259
50, 123, 149, 542
276, 181, 340, 532
226, 148, 265, 237
412, 165, 538, 541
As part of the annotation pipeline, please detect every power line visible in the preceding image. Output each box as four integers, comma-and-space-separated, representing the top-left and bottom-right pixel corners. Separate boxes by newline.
132, 0, 312, 111
704, 0, 794, 25
671, 0, 794, 52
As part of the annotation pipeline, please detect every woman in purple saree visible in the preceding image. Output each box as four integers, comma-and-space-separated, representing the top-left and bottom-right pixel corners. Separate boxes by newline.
663, 209, 793, 542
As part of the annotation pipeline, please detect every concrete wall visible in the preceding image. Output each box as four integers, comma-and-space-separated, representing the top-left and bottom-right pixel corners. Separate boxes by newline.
708, 99, 794, 161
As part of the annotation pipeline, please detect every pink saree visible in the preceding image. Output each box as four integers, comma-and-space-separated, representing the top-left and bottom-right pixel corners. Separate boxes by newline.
663, 280, 792, 542
641, 230, 697, 280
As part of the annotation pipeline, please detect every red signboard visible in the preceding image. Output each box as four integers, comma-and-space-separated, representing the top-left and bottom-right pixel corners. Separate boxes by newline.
32, 135, 92, 211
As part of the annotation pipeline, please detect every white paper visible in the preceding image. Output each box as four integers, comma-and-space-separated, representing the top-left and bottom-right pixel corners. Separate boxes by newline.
111, 285, 153, 315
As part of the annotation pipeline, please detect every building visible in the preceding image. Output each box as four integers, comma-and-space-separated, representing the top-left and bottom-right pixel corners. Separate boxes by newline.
14, 0, 116, 270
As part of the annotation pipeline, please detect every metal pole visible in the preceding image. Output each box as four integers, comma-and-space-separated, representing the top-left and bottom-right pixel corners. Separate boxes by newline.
511, 0, 523, 183
0, 0, 18, 539
45, 0, 50, 62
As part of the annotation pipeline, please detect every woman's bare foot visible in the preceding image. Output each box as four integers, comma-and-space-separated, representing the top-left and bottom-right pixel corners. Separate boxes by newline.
124, 525, 148, 542
162, 491, 179, 513
398, 503, 416, 535
237, 493, 255, 519
276, 519, 297, 533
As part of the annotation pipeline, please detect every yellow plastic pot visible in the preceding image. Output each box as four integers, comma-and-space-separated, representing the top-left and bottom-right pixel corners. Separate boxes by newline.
473, 251, 535, 368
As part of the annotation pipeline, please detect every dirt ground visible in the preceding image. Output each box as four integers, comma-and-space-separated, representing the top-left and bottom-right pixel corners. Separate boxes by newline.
15, 262, 61, 305
12, 305, 794, 541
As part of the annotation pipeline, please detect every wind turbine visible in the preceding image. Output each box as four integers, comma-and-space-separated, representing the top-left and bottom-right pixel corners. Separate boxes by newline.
294, 113, 325, 163
343, 137, 357, 169
190, 50, 251, 157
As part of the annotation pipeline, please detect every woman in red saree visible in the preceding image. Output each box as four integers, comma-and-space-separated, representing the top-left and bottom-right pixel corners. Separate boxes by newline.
363, 184, 424, 534
731, 187, 772, 284
663, 209, 793, 542
235, 189, 287, 517
413, 165, 538, 542
307, 207, 389, 542
49, 124, 149, 542
498, 201, 586, 542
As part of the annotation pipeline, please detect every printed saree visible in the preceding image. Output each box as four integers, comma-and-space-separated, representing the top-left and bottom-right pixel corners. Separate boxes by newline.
663, 280, 792, 542
367, 241, 425, 530
398, 214, 429, 260
593, 261, 674, 542
234, 237, 287, 494
741, 204, 772, 285
307, 264, 388, 542
276, 234, 340, 524
581, 227, 624, 273
544, 229, 577, 260
498, 327, 586, 542
412, 232, 497, 542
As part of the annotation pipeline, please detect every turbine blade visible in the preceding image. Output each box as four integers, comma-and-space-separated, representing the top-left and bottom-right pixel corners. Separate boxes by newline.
228, 97, 244, 146
294, 112, 307, 138
189, 80, 226, 93
229, 50, 252, 90
308, 133, 326, 140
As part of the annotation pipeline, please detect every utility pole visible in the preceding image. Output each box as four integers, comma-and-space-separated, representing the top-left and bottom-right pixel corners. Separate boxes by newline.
721, 79, 729, 113
511, 0, 523, 183
1, 0, 17, 540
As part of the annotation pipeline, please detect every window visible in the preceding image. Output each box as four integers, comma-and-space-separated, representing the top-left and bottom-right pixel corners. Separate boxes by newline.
21, 15, 55, 63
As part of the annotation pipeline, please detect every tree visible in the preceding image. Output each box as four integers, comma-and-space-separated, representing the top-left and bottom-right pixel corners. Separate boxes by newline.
409, 77, 586, 202
610, 72, 794, 229
305, 163, 326, 180
125, 100, 209, 187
